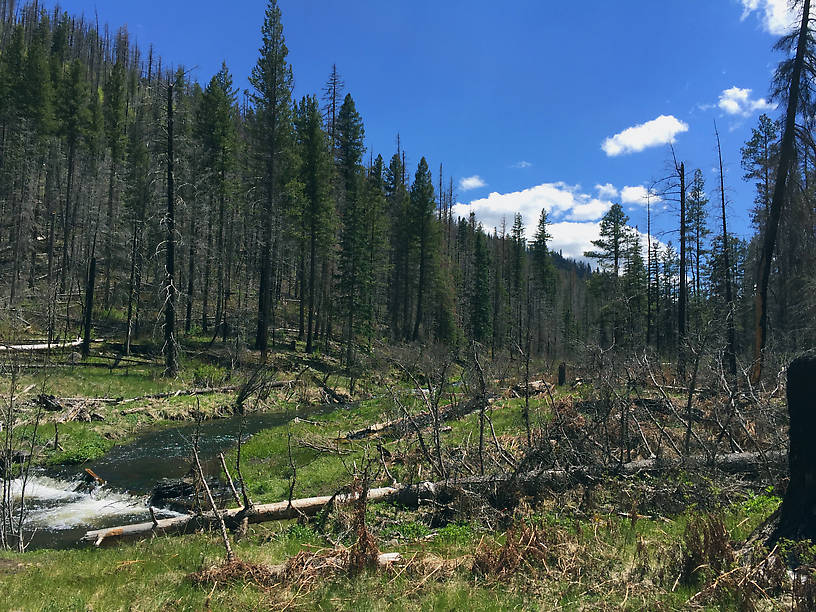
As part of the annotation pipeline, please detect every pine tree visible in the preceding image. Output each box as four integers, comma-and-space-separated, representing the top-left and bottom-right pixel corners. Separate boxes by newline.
585, 203, 629, 346
102, 59, 127, 306
686, 169, 710, 299
335, 94, 367, 366
294, 95, 332, 354
470, 227, 492, 343
410, 157, 435, 340
753, 0, 814, 381
249, 0, 294, 359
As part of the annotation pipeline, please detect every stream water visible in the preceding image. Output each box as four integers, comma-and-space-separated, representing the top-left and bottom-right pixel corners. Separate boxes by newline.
7, 405, 324, 550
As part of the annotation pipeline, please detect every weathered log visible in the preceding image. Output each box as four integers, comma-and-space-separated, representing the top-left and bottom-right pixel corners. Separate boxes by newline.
0, 338, 85, 352
343, 395, 492, 441
82, 485, 404, 546
81, 449, 784, 547
311, 375, 349, 405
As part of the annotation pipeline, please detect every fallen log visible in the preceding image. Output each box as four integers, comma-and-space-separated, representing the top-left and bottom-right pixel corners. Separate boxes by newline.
342, 395, 493, 441
82, 485, 404, 546
0, 338, 84, 352
311, 375, 349, 405
81, 449, 785, 547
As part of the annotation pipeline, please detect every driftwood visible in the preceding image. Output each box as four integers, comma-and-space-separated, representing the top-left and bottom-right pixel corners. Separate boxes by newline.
80, 449, 784, 547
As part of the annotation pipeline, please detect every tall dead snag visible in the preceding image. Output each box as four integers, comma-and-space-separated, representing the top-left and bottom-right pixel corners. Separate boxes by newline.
752, 0, 812, 383
676, 159, 688, 380
715, 124, 737, 380
771, 355, 816, 542
164, 81, 178, 377
81, 257, 96, 358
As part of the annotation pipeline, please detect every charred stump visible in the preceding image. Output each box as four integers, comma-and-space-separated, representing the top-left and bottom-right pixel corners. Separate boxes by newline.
558, 362, 566, 387
771, 355, 816, 542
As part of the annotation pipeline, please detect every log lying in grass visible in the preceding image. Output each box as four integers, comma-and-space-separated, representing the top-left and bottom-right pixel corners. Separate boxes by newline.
0, 338, 85, 352
82, 485, 404, 546
342, 395, 493, 441
81, 449, 785, 547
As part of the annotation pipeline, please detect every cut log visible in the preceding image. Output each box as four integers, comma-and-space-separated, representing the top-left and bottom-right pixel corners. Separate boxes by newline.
81, 449, 784, 547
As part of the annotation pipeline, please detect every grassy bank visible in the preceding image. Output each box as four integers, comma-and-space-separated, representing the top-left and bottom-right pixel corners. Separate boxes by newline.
0, 483, 783, 610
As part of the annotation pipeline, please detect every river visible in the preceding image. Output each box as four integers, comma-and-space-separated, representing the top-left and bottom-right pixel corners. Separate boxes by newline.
7, 405, 323, 550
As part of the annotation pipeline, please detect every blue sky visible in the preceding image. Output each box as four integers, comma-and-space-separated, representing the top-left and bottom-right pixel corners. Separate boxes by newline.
47, 0, 795, 260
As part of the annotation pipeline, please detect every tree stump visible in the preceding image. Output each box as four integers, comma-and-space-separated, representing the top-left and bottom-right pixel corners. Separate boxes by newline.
772, 355, 816, 542
558, 363, 566, 387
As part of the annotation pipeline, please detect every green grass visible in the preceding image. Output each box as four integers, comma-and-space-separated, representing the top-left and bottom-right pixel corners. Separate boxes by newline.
0, 491, 784, 611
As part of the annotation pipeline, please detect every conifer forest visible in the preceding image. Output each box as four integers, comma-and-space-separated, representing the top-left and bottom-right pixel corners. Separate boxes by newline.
1, 1, 816, 609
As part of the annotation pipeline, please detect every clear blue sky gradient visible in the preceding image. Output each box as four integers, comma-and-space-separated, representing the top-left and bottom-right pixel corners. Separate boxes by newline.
46, 0, 787, 258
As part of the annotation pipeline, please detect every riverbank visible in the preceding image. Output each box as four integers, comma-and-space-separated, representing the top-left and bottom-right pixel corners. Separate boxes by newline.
0, 476, 784, 610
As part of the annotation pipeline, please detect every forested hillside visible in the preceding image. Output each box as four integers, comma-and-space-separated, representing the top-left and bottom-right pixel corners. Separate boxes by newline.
1, 0, 812, 377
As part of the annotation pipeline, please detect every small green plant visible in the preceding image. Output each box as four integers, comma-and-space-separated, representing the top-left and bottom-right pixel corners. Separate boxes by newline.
48, 437, 113, 465
741, 487, 782, 517
437, 522, 474, 543
190, 363, 227, 387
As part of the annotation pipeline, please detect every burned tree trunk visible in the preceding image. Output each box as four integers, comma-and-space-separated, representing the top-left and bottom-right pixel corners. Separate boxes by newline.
771, 355, 816, 542
81, 257, 96, 359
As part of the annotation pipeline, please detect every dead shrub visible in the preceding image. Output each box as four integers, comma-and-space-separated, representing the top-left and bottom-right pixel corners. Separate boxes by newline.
679, 513, 734, 585
189, 559, 280, 588
472, 523, 556, 581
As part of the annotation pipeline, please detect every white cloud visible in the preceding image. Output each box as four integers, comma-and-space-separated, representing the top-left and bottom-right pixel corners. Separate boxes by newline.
602, 115, 689, 157
620, 185, 661, 205
595, 183, 619, 199
548, 222, 603, 261
717, 86, 775, 117
459, 175, 487, 191
512, 161, 532, 169
740, 0, 797, 35
567, 199, 612, 222
450, 182, 621, 260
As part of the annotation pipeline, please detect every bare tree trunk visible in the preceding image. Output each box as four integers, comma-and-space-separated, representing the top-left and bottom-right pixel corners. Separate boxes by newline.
164, 83, 178, 377
715, 123, 738, 379
81, 257, 96, 358
752, 0, 811, 382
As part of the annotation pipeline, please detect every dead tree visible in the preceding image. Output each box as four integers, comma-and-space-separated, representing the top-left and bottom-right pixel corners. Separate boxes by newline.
81, 257, 96, 358
163, 81, 178, 377
771, 355, 816, 542
752, 0, 812, 382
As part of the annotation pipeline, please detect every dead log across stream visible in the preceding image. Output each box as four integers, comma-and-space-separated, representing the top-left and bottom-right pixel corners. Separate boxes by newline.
80, 449, 785, 547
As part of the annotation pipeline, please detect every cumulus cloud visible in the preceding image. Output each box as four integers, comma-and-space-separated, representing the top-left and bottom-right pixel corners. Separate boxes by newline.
740, 0, 797, 35
459, 175, 487, 191
718, 86, 775, 117
512, 161, 532, 169
451, 182, 666, 264
595, 183, 619, 199
450, 182, 620, 260
620, 185, 661, 205
602, 115, 689, 157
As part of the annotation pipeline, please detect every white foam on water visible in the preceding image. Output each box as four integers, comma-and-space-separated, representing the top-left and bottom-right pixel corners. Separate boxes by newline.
5, 475, 180, 531
27, 489, 148, 529
7, 475, 82, 502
